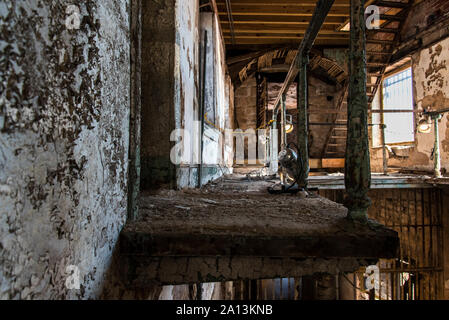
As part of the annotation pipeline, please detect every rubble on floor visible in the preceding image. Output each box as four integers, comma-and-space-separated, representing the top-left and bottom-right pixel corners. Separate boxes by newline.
119, 176, 399, 286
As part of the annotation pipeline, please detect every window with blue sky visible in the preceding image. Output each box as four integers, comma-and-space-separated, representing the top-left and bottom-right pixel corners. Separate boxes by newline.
382, 67, 415, 144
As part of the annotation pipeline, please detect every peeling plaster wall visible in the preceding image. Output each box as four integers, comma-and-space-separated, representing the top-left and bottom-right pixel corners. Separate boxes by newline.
413, 39, 449, 169
371, 37, 449, 172
141, 1, 232, 190
176, 7, 233, 188
0, 1, 130, 299
174, 0, 200, 188
198, 10, 234, 185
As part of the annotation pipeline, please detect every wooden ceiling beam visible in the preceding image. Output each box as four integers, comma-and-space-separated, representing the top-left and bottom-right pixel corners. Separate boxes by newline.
223, 28, 350, 36
222, 22, 344, 30
375, 1, 409, 8
216, 0, 410, 49
217, 9, 349, 17
216, 0, 350, 6
227, 49, 286, 65
335, 0, 403, 32
224, 35, 349, 40
225, 38, 349, 45
219, 15, 347, 24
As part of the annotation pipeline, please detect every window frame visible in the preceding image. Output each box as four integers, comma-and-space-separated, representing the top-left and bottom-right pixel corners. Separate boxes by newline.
380, 64, 416, 146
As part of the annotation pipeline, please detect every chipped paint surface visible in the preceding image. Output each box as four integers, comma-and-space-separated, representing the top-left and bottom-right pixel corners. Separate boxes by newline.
345, 0, 371, 220
371, 37, 449, 172
378, 0, 449, 172
175, 0, 200, 187
0, 1, 130, 299
414, 38, 449, 169
176, 6, 233, 188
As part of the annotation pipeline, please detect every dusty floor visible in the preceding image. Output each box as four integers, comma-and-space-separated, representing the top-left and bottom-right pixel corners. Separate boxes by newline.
134, 176, 350, 237
119, 175, 399, 285
122, 175, 398, 259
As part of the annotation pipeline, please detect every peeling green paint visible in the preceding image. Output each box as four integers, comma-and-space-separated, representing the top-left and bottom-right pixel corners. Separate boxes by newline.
297, 56, 310, 189
344, 0, 371, 222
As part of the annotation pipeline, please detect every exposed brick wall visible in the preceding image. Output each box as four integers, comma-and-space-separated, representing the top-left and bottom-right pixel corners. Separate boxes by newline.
234, 76, 257, 131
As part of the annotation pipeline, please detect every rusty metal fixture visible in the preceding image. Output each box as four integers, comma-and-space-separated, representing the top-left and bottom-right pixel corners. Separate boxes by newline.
278, 147, 299, 184
418, 108, 449, 177
285, 115, 294, 134
297, 55, 309, 190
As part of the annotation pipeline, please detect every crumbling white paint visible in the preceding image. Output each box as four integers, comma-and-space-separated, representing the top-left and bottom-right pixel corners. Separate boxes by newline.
0, 0, 130, 299
159, 285, 175, 300
414, 38, 449, 170
175, 3, 233, 188
201, 283, 216, 300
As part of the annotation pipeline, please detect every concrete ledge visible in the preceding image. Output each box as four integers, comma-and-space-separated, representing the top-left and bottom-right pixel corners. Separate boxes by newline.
120, 179, 399, 285
121, 231, 398, 259
122, 256, 378, 287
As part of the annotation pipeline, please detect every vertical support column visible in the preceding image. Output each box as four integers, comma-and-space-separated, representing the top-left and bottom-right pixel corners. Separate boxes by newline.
283, 94, 288, 148
280, 94, 286, 150
381, 124, 388, 175
345, 0, 371, 222
256, 73, 267, 164
433, 115, 442, 178
297, 56, 309, 190
380, 85, 388, 175
280, 94, 287, 185
198, 30, 208, 188
256, 73, 267, 129
339, 273, 357, 300
442, 188, 449, 299
128, 0, 142, 220
270, 115, 279, 174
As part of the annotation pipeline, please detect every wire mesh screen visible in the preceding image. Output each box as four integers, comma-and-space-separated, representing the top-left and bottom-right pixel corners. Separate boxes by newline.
226, 278, 299, 300
217, 188, 444, 300
320, 188, 444, 300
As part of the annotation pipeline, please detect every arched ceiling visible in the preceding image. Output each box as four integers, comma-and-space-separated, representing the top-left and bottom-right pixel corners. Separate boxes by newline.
233, 48, 348, 89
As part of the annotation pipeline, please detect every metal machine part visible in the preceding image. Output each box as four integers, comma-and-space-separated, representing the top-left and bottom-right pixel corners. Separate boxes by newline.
267, 144, 303, 194
278, 147, 299, 184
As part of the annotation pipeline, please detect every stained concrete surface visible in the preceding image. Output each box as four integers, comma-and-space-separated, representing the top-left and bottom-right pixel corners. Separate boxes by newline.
120, 176, 399, 286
